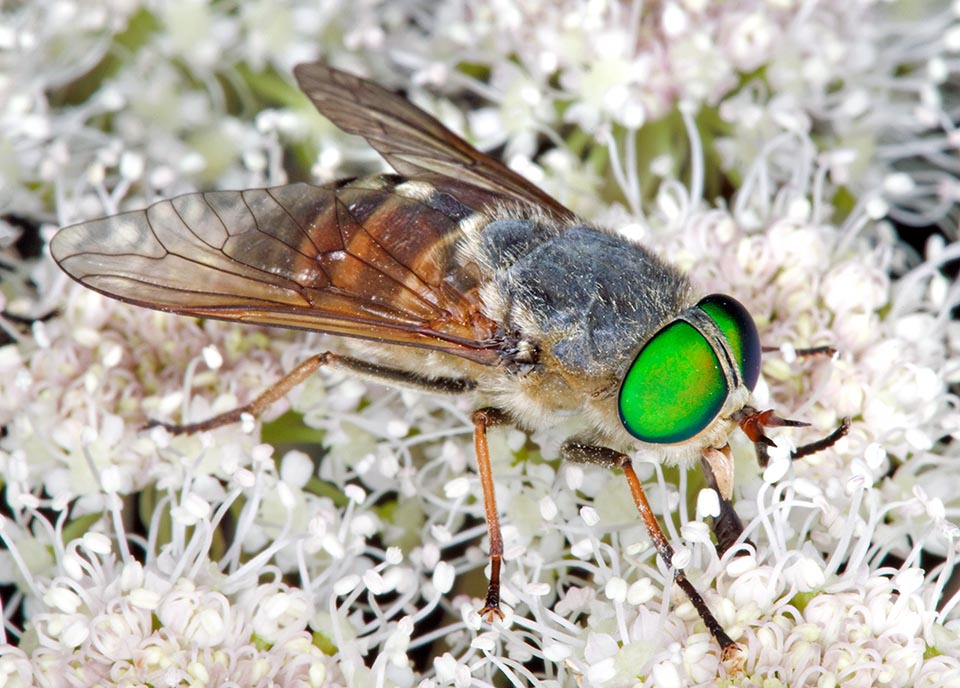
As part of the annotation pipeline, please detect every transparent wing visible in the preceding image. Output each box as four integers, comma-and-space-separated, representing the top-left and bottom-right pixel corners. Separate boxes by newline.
51, 178, 504, 364
294, 62, 576, 223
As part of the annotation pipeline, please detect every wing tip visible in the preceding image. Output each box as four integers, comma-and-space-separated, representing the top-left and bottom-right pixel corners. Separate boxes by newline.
292, 61, 319, 84
50, 219, 110, 265
294, 62, 354, 93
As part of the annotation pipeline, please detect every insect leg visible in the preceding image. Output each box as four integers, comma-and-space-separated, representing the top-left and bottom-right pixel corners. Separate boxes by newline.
561, 440, 739, 659
148, 352, 474, 435
700, 453, 751, 557
471, 407, 511, 621
762, 344, 836, 358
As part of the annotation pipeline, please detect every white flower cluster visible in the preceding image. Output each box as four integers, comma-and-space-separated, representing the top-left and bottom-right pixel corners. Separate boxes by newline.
0, 512, 338, 686
382, 1, 960, 235
2, 0, 960, 687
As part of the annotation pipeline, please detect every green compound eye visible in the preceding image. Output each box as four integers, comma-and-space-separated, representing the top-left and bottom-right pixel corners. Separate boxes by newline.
618, 320, 727, 444
697, 294, 762, 391
618, 294, 761, 444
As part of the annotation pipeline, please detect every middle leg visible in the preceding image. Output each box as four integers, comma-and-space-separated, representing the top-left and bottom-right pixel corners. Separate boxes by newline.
471, 407, 512, 621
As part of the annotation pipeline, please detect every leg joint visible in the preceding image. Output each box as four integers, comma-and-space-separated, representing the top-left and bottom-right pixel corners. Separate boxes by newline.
560, 439, 629, 469
472, 407, 511, 428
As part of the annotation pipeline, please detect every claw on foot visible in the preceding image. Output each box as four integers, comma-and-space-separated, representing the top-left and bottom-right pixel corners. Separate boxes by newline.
478, 604, 505, 623
721, 642, 745, 675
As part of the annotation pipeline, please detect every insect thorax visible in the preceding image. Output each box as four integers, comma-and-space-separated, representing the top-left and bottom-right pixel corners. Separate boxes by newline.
470, 216, 696, 381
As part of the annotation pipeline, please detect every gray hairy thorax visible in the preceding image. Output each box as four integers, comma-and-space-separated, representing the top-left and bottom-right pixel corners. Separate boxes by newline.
478, 218, 696, 377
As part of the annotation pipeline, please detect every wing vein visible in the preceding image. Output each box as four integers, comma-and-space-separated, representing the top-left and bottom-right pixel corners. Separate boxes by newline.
236, 190, 317, 261
264, 187, 322, 255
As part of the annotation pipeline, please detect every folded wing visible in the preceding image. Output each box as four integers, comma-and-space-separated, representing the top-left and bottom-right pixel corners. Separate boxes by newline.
52, 178, 504, 364
294, 62, 576, 223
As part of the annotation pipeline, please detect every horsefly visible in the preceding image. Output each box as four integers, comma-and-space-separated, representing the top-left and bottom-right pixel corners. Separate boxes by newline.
51, 62, 849, 663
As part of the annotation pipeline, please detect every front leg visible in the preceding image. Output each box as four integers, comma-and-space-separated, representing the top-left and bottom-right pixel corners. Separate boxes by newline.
561, 440, 739, 661
700, 450, 750, 557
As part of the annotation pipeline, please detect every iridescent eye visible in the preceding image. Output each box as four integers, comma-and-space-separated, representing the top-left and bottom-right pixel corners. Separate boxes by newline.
617, 294, 761, 444
618, 319, 727, 444
697, 294, 761, 391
